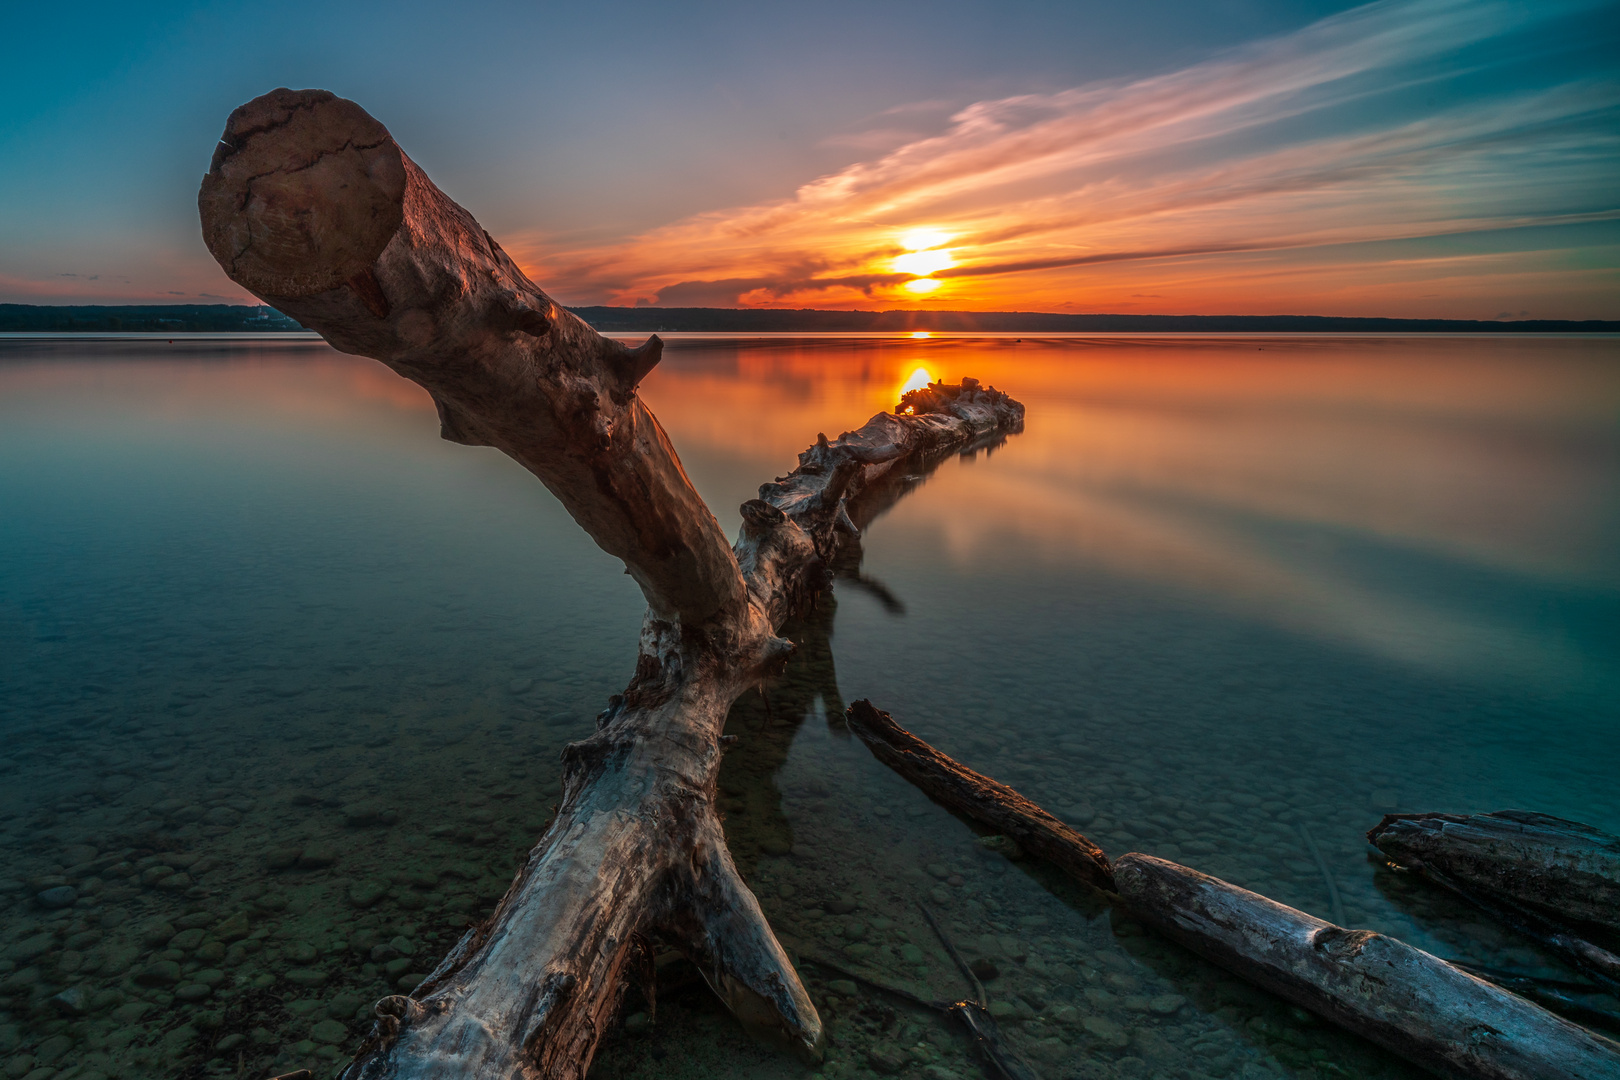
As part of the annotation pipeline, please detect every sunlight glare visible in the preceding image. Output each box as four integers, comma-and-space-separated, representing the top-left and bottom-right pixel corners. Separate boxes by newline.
900, 229, 949, 251
893, 249, 954, 276
909, 331, 932, 339
901, 366, 934, 393
903, 277, 942, 294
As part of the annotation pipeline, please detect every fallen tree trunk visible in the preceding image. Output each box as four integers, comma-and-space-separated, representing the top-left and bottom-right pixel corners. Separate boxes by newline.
197, 88, 1024, 1080
844, 702, 1620, 1079
1369, 811, 1620, 934
1115, 855, 1620, 1080
1369, 811, 1620, 990
844, 699, 1113, 892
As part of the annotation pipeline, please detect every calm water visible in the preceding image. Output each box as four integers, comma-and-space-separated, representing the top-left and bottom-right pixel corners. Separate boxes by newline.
0, 333, 1616, 1080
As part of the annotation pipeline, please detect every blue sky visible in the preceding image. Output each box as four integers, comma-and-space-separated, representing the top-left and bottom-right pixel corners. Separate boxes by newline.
2, 0, 1616, 317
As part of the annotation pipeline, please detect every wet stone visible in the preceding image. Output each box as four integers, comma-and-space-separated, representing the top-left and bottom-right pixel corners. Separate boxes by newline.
285, 967, 328, 988
866, 1044, 909, 1075
1083, 1015, 1130, 1049
134, 960, 181, 986
214, 912, 251, 941
327, 992, 365, 1018
349, 880, 388, 908
169, 928, 206, 951
175, 983, 212, 1001
266, 847, 302, 870
344, 803, 398, 828
6, 935, 54, 963
976, 835, 1023, 860
34, 1035, 72, 1064
33, 887, 76, 910
298, 844, 338, 869
310, 1018, 348, 1044
48, 985, 90, 1016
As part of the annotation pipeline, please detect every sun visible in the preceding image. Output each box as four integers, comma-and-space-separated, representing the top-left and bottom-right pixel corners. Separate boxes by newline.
900, 228, 949, 251
901, 366, 934, 393
894, 228, 954, 292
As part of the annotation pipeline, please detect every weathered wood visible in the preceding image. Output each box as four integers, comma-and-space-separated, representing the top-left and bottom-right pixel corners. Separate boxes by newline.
1115, 854, 1620, 1080
198, 87, 1025, 1080
1369, 811, 1620, 934
844, 700, 1114, 893
845, 701, 1620, 1078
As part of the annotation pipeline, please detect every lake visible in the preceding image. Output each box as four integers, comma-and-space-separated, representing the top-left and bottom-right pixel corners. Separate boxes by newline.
0, 333, 1616, 1080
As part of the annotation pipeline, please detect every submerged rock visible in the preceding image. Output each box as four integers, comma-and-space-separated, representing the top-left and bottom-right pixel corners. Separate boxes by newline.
35, 886, 77, 909
1083, 1015, 1130, 1049
135, 960, 181, 986
49, 984, 91, 1016
311, 1018, 348, 1044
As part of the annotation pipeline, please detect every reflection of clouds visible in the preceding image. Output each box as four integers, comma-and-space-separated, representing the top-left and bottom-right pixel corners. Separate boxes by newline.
645, 335, 1619, 694
0, 342, 437, 432
516, 0, 1619, 315
901, 463, 1598, 693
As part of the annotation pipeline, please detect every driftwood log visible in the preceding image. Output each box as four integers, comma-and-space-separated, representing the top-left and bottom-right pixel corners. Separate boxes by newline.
1370, 810, 1620, 990
197, 88, 1024, 1080
844, 702, 1620, 1080
1116, 856, 1620, 1080
1369, 811, 1620, 933
845, 699, 1113, 892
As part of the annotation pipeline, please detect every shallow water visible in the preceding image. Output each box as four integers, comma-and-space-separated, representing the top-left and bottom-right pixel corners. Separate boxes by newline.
0, 333, 1615, 1080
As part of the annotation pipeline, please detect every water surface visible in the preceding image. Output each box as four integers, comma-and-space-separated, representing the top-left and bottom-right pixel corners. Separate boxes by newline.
0, 333, 1615, 1080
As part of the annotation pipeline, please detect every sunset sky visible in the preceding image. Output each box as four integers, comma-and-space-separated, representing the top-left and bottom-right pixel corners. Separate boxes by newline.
2, 0, 1617, 318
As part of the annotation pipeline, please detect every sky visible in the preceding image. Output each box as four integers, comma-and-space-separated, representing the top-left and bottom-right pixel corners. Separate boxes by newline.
1, 0, 1617, 318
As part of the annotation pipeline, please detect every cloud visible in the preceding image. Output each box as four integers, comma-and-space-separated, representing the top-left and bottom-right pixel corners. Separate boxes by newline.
509, 0, 1619, 315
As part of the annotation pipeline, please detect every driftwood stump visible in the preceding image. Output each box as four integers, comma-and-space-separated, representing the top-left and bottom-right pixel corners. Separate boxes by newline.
197, 88, 1024, 1080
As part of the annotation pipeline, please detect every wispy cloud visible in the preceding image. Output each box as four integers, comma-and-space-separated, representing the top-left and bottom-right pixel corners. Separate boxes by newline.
512, 0, 1619, 315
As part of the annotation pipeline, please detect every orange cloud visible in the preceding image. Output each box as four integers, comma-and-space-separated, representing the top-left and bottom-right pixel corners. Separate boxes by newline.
508, 0, 1619, 318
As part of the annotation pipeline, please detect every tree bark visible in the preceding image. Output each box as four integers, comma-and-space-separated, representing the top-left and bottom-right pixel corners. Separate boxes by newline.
197, 88, 1025, 1080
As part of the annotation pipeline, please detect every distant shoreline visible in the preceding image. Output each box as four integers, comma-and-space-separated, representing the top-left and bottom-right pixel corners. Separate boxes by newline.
3, 302, 1616, 335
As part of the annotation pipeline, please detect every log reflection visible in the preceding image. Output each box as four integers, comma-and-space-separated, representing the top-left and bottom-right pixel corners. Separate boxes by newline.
718, 426, 1019, 870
